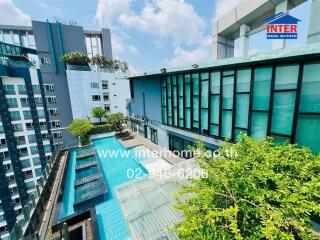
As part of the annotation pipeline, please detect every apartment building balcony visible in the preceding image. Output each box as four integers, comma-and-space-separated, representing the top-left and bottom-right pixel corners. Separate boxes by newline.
13, 126, 24, 133
23, 113, 32, 120
0, 141, 7, 149
10, 115, 21, 121
4, 89, 15, 95
18, 87, 27, 95
7, 102, 18, 108
18, 148, 29, 157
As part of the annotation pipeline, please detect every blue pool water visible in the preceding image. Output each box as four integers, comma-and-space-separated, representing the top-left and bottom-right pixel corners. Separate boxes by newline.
59, 136, 148, 240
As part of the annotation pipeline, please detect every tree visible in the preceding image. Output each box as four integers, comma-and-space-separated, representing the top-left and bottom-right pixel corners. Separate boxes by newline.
174, 135, 320, 240
60, 51, 90, 66
105, 112, 127, 132
68, 119, 93, 145
91, 55, 129, 73
91, 107, 105, 123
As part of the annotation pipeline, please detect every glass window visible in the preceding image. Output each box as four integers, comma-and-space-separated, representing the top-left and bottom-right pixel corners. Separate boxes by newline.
235, 94, 249, 128
21, 159, 31, 168
185, 85, 191, 107
210, 125, 219, 136
210, 96, 220, 124
250, 112, 268, 140
201, 80, 208, 108
223, 70, 234, 76
236, 68, 251, 92
192, 74, 199, 95
185, 74, 190, 83
185, 109, 191, 129
178, 98, 184, 118
201, 72, 209, 80
167, 77, 171, 97
210, 71, 220, 94
178, 75, 184, 96
193, 97, 199, 121
222, 76, 234, 109
271, 135, 290, 145
295, 115, 320, 153
299, 62, 320, 113
274, 64, 299, 90
271, 92, 296, 135
90, 82, 99, 88
253, 67, 272, 111
221, 111, 232, 139
201, 109, 208, 133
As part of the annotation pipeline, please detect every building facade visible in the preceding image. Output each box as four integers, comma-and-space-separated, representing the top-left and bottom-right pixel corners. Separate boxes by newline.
0, 21, 115, 147
66, 70, 130, 121
128, 45, 320, 156
0, 43, 52, 238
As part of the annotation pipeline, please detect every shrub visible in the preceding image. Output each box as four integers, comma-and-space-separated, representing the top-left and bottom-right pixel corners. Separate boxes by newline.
174, 135, 320, 239
60, 51, 90, 66
91, 107, 106, 123
91, 55, 129, 73
105, 112, 128, 132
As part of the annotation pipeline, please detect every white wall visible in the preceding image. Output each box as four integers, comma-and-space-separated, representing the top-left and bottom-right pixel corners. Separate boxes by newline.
108, 75, 130, 115
66, 70, 105, 122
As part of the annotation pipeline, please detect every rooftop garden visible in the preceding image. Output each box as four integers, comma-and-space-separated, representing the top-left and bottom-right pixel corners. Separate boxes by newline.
60, 51, 128, 73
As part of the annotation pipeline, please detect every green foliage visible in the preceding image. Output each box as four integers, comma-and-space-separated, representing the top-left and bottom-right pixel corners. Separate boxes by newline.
174, 135, 320, 240
105, 112, 128, 132
91, 107, 106, 123
91, 55, 129, 73
60, 51, 90, 66
90, 123, 112, 134
68, 119, 93, 145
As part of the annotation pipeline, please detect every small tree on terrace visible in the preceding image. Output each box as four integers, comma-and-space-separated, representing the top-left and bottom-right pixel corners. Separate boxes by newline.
91, 107, 105, 123
174, 135, 320, 239
105, 112, 127, 132
68, 119, 93, 145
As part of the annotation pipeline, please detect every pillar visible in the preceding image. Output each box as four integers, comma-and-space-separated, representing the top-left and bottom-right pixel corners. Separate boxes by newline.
212, 34, 234, 60
272, 0, 289, 50
239, 24, 250, 57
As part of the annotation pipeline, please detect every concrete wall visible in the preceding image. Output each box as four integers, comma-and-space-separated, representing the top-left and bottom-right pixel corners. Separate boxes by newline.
131, 77, 162, 122
66, 70, 105, 122
108, 76, 130, 115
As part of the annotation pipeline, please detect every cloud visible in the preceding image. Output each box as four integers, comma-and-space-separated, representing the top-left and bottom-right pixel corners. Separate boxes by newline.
118, 0, 206, 46
0, 0, 31, 26
127, 45, 139, 54
95, 0, 131, 28
166, 36, 212, 67
213, 0, 241, 21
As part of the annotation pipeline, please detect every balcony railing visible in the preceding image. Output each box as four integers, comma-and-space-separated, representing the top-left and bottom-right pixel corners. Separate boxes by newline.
8, 144, 63, 240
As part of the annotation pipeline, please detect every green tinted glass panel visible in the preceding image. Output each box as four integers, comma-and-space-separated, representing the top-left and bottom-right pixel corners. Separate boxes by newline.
210, 125, 219, 136
271, 92, 296, 135
222, 76, 234, 109
201, 80, 208, 108
173, 107, 178, 126
234, 129, 247, 141
173, 85, 177, 107
235, 94, 249, 128
271, 135, 290, 145
178, 98, 184, 118
299, 62, 320, 113
193, 121, 199, 128
295, 115, 320, 153
251, 112, 268, 140
178, 75, 184, 96
167, 77, 171, 97
185, 74, 190, 83
162, 108, 167, 124
210, 95, 219, 124
237, 68, 251, 92
185, 109, 191, 129
172, 75, 177, 85
192, 74, 199, 95
193, 97, 199, 121
179, 119, 184, 127
161, 88, 166, 106
275, 64, 298, 90
221, 110, 232, 139
21, 159, 31, 168
201, 109, 208, 131
253, 67, 272, 111
201, 72, 209, 80
210, 71, 220, 94
161, 79, 165, 87
185, 84, 191, 107
168, 117, 172, 125
167, 98, 172, 117
223, 70, 234, 76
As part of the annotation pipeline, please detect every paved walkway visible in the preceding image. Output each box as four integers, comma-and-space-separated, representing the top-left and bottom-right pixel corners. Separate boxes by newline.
39, 151, 68, 240
117, 132, 184, 165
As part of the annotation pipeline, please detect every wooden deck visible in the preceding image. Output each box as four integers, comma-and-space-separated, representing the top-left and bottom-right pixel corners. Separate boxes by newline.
117, 132, 184, 165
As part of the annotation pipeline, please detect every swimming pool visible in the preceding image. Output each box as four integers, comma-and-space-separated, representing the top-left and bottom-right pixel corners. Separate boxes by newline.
59, 136, 149, 240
